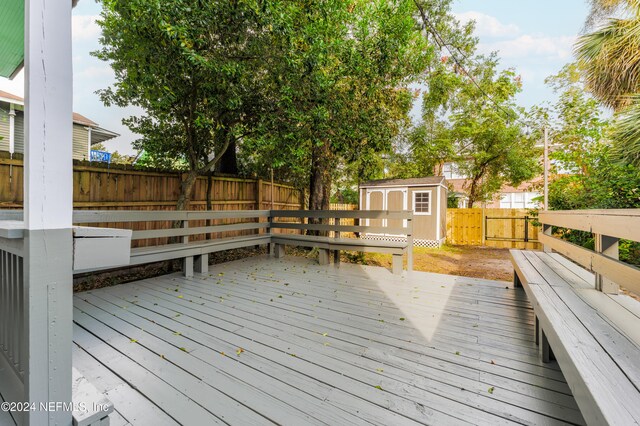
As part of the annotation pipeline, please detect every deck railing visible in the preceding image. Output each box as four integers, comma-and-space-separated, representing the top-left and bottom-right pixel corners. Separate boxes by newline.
270, 209, 414, 270
538, 209, 640, 295
0, 223, 25, 409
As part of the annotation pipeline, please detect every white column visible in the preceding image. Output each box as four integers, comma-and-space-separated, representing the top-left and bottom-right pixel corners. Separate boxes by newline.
24, 0, 73, 230
8, 105, 15, 154
22, 0, 74, 425
87, 127, 92, 161
436, 186, 441, 241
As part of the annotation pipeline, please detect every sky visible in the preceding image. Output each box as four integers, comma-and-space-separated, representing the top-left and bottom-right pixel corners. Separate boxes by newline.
0, 0, 590, 155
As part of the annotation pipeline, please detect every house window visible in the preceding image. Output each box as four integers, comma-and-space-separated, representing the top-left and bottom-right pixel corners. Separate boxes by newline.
413, 191, 431, 215
443, 163, 453, 179
499, 192, 540, 209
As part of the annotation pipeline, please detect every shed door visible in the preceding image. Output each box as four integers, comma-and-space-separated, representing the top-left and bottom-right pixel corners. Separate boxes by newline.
367, 190, 384, 228
365, 188, 407, 234
386, 190, 405, 233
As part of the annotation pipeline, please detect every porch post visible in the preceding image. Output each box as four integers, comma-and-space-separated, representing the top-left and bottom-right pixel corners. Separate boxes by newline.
22, 0, 74, 424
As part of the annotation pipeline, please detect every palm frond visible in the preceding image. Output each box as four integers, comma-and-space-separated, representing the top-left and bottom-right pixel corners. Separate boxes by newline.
611, 95, 640, 166
585, 0, 640, 30
575, 17, 640, 109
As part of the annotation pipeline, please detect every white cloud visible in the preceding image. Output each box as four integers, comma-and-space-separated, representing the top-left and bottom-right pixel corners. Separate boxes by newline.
480, 35, 576, 60
454, 11, 520, 38
72, 15, 100, 41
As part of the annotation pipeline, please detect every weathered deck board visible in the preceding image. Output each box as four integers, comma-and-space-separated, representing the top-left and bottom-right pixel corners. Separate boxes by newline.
73, 255, 586, 425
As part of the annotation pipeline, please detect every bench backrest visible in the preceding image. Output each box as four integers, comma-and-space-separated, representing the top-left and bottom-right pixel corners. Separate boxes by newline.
73, 210, 271, 247
0, 208, 413, 248
269, 209, 413, 237
539, 209, 640, 296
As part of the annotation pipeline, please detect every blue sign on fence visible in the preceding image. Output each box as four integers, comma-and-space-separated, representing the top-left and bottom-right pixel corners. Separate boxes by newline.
90, 150, 111, 163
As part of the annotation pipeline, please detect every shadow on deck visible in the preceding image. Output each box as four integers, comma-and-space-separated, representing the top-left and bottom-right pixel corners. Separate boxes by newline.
72, 255, 585, 426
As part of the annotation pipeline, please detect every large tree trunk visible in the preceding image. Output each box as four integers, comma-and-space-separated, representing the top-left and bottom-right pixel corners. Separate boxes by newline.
309, 139, 332, 210
171, 169, 199, 244
467, 177, 480, 208
308, 140, 332, 236
177, 170, 199, 211
214, 139, 238, 175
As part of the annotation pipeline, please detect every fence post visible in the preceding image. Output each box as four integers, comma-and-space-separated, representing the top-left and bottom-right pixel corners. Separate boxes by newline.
256, 179, 263, 211
594, 234, 620, 294
524, 216, 529, 243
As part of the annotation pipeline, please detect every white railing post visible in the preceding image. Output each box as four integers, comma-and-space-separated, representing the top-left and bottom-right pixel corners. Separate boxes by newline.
407, 213, 414, 272
594, 234, 620, 294
21, 0, 74, 424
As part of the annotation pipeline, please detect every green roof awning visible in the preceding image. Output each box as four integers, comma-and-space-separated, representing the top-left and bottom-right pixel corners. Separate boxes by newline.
0, 1, 24, 79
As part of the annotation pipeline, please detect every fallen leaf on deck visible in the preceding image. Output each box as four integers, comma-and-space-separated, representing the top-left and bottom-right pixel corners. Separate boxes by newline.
488, 387, 495, 394
236, 348, 245, 356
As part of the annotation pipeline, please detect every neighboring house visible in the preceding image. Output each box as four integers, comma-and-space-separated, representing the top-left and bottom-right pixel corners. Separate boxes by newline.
359, 177, 447, 247
0, 90, 119, 161
441, 161, 541, 209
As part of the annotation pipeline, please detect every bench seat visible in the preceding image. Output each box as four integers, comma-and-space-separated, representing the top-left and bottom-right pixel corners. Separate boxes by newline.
271, 233, 408, 274
510, 249, 640, 425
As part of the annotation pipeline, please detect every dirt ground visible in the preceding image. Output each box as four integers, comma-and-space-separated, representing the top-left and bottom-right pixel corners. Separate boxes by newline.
74, 244, 513, 293
342, 245, 514, 282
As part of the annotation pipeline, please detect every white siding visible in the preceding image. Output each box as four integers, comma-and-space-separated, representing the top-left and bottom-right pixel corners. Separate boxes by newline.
0, 106, 9, 151
14, 111, 24, 153
72, 124, 89, 161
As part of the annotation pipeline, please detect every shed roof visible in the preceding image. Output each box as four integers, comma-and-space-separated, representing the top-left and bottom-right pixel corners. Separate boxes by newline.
360, 176, 445, 188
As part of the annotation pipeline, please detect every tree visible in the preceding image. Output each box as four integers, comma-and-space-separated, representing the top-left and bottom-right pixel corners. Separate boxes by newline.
575, 0, 640, 165
95, 0, 283, 209
421, 53, 540, 207
245, 0, 433, 211
543, 64, 640, 264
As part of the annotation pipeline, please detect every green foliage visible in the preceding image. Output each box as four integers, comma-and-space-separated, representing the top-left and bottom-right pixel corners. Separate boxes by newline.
575, 1, 640, 166
545, 64, 640, 265
245, 0, 435, 208
421, 54, 540, 207
95, 0, 286, 207
447, 190, 461, 208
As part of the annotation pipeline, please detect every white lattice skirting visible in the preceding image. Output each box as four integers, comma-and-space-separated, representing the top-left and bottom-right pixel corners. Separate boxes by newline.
360, 235, 444, 248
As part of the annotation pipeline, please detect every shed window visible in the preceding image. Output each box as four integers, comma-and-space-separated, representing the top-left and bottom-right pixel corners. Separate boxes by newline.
413, 191, 431, 215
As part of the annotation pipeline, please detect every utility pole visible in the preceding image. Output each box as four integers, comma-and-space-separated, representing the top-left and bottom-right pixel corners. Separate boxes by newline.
543, 126, 549, 211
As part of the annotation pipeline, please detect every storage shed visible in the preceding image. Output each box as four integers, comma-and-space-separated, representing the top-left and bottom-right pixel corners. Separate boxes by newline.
359, 177, 447, 247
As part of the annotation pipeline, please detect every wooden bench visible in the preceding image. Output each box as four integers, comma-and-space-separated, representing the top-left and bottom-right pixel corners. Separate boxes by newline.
270, 210, 413, 275
510, 209, 640, 425
73, 210, 271, 277
70, 209, 413, 276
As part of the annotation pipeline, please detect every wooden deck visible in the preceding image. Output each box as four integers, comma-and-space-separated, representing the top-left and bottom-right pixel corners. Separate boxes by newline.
71, 255, 585, 426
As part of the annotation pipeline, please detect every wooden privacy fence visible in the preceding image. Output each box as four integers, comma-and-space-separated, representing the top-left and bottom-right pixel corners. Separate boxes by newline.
0, 158, 302, 212
447, 208, 541, 249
